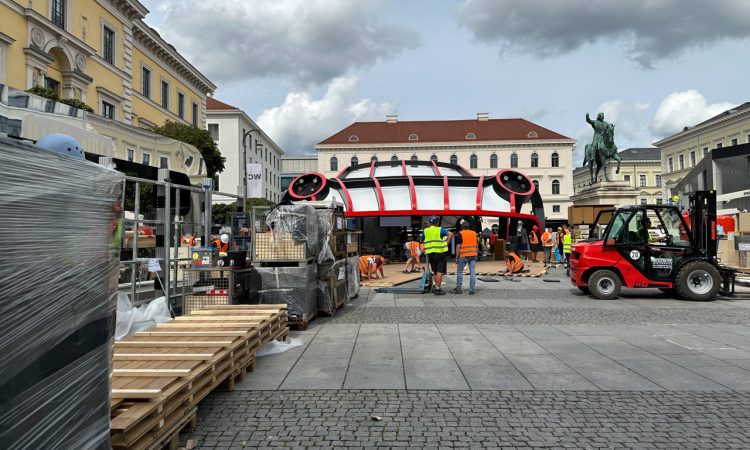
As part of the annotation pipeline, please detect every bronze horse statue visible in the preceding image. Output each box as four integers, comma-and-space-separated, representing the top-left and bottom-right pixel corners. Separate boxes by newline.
583, 113, 621, 183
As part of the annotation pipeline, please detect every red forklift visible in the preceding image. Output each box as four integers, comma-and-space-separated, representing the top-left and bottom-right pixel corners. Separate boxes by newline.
570, 190, 735, 300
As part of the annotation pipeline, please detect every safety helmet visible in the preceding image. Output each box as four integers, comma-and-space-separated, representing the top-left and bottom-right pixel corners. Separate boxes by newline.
220, 233, 229, 244
429, 215, 439, 224
36, 134, 85, 160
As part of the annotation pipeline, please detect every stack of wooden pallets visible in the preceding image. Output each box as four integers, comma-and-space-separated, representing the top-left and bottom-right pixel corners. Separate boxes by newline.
110, 305, 288, 450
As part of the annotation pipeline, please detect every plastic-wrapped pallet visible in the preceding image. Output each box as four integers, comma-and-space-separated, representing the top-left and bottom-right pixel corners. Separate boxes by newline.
258, 264, 317, 323
346, 256, 361, 299
0, 136, 124, 449
256, 204, 319, 261
317, 259, 347, 315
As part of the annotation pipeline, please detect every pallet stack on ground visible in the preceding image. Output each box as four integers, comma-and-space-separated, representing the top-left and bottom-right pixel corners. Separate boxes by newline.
109, 305, 288, 450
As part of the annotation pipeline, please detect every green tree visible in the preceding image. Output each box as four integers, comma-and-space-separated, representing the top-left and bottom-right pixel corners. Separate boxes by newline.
153, 120, 226, 176
211, 198, 277, 225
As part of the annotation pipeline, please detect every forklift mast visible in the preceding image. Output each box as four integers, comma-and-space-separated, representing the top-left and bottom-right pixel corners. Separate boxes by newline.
689, 190, 717, 259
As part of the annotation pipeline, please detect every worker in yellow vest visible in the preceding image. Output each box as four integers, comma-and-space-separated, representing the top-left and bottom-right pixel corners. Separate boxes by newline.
563, 226, 572, 276
452, 221, 478, 295
422, 216, 452, 296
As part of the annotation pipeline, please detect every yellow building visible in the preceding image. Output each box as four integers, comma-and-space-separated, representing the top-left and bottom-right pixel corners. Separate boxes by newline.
0, 0, 216, 177
573, 147, 663, 204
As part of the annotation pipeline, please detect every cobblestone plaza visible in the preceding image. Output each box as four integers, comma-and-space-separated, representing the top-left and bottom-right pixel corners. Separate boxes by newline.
190, 268, 750, 449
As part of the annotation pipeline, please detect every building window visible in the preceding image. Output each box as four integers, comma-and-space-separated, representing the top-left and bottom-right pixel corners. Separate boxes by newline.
127, 148, 134, 162
44, 76, 60, 96
51, 0, 65, 28
161, 81, 169, 109
716, 142, 723, 149
510, 153, 518, 168
348, 135, 359, 142
450, 154, 458, 165
731, 138, 738, 146
192, 102, 198, 126
640, 175, 646, 187
552, 205, 560, 213
142, 152, 151, 166
656, 198, 663, 205
624, 174, 631, 183
212, 175, 219, 190
551, 179, 560, 195
371, 155, 378, 162
178, 93, 185, 118
101, 101, 114, 119
141, 67, 151, 98
640, 198, 648, 205
351, 156, 358, 166
655, 175, 661, 187
329, 157, 338, 171
160, 156, 169, 169
408, 134, 418, 141
668, 157, 673, 172
527, 131, 538, 138
103, 26, 115, 64
533, 180, 540, 192
391, 155, 398, 162
465, 132, 476, 140
470, 154, 478, 169
208, 123, 219, 141
690, 151, 696, 167
430, 154, 438, 162
530, 152, 538, 167
490, 154, 498, 169
411, 154, 418, 161
679, 154, 684, 170
703, 147, 708, 157
551, 152, 559, 167
747, 134, 750, 144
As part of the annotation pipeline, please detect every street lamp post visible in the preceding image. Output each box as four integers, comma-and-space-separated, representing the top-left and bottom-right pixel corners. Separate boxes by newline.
241, 128, 260, 210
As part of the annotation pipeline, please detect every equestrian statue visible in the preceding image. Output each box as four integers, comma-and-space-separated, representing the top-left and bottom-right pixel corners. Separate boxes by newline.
583, 112, 621, 184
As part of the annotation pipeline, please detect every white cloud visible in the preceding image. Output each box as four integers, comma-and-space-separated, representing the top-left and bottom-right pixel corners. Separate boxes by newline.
257, 77, 397, 155
150, 0, 420, 84
458, 0, 750, 67
651, 90, 736, 137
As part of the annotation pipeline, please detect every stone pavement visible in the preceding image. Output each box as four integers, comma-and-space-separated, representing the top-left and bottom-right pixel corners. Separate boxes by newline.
189, 267, 750, 449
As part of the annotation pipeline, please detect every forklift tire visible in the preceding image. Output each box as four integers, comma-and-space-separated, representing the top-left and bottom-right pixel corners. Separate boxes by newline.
577, 286, 590, 294
675, 261, 720, 301
588, 269, 622, 300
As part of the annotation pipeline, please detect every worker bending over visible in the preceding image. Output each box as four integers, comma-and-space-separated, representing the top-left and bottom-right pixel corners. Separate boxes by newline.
422, 216, 452, 296
403, 239, 424, 273
359, 255, 385, 281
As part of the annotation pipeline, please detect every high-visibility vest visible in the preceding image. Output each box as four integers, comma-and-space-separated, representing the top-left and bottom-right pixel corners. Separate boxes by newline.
563, 233, 572, 254
529, 230, 539, 244
457, 230, 478, 257
542, 231, 553, 246
359, 255, 374, 274
181, 235, 196, 247
506, 252, 524, 273
212, 239, 228, 252
406, 241, 421, 257
423, 226, 448, 254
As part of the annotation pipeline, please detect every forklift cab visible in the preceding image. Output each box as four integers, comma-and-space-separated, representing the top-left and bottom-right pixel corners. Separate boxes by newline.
599, 205, 693, 282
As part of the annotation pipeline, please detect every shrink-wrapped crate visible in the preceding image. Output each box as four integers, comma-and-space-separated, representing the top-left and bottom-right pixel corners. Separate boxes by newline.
258, 265, 317, 323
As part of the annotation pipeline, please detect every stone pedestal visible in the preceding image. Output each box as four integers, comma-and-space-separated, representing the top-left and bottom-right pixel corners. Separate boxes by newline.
571, 180, 639, 208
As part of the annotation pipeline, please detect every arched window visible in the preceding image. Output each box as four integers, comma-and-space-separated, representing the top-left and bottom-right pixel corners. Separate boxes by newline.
351, 156, 358, 166
552, 179, 560, 195
465, 132, 476, 140
530, 152, 538, 168
551, 152, 559, 167
470, 154, 478, 169
330, 156, 338, 172
348, 135, 359, 142
450, 154, 458, 165
490, 154, 498, 169
410, 154, 418, 161
391, 155, 399, 162
408, 134, 419, 141
510, 153, 518, 168
430, 154, 438, 162
527, 131, 538, 138
533, 180, 540, 192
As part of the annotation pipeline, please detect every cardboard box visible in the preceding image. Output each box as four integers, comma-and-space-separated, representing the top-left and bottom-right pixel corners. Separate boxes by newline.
719, 239, 739, 267
737, 213, 750, 233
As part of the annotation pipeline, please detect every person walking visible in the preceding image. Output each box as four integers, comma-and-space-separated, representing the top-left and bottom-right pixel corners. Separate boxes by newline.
555, 227, 564, 262
452, 222, 478, 295
542, 227, 554, 267
563, 226, 572, 277
422, 216, 452, 295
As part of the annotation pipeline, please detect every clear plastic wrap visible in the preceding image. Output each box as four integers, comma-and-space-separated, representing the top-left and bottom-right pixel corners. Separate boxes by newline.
257, 264, 317, 322
0, 136, 124, 449
316, 207, 335, 263
264, 204, 319, 259
115, 293, 173, 340
317, 260, 347, 315
346, 256, 362, 299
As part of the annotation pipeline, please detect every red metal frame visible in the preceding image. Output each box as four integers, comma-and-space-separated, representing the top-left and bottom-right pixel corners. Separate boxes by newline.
344, 208, 541, 229
431, 160, 441, 176
287, 172, 328, 200
368, 160, 376, 178
443, 176, 450, 210
475, 176, 484, 209
332, 177, 354, 212
401, 159, 407, 176
371, 176, 386, 211
407, 175, 417, 210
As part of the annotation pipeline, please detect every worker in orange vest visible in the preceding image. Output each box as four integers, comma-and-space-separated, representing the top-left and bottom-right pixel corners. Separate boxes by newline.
359, 255, 385, 281
541, 227, 554, 267
452, 221, 478, 295
212, 233, 229, 253
181, 233, 196, 247
403, 240, 424, 273
529, 225, 541, 263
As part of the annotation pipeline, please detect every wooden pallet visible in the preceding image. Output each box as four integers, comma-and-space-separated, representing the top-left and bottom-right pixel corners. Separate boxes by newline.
287, 310, 316, 331
110, 305, 287, 450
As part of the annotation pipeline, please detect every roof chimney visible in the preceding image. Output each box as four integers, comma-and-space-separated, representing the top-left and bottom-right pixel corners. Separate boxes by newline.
477, 112, 490, 121
386, 114, 398, 124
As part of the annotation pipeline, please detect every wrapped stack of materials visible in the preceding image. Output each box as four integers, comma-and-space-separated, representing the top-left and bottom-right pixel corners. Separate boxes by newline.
0, 136, 124, 449
253, 204, 319, 263
258, 265, 317, 327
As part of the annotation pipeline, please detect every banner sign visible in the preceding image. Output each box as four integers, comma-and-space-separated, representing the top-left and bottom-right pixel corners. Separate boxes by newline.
247, 163, 262, 197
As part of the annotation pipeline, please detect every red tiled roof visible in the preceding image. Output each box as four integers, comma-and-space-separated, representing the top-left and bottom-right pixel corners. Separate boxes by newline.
317, 118, 571, 145
206, 97, 239, 110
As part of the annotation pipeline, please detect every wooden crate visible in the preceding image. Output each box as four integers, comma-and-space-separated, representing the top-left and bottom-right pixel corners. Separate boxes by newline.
253, 233, 308, 261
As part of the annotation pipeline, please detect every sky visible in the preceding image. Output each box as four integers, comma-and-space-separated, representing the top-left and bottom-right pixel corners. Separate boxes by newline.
140, 0, 750, 164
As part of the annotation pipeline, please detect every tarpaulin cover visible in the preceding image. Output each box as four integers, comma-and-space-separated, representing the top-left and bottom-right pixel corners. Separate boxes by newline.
0, 136, 124, 449
257, 264, 317, 322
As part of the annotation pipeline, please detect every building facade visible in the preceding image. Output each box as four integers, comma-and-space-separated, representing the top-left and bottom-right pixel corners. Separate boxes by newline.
206, 97, 284, 202
315, 114, 575, 222
281, 155, 318, 193
573, 147, 663, 204
654, 102, 750, 197
0, 0, 216, 178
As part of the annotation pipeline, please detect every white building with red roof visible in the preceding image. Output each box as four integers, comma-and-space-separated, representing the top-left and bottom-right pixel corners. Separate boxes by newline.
315, 113, 575, 223
206, 97, 284, 203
